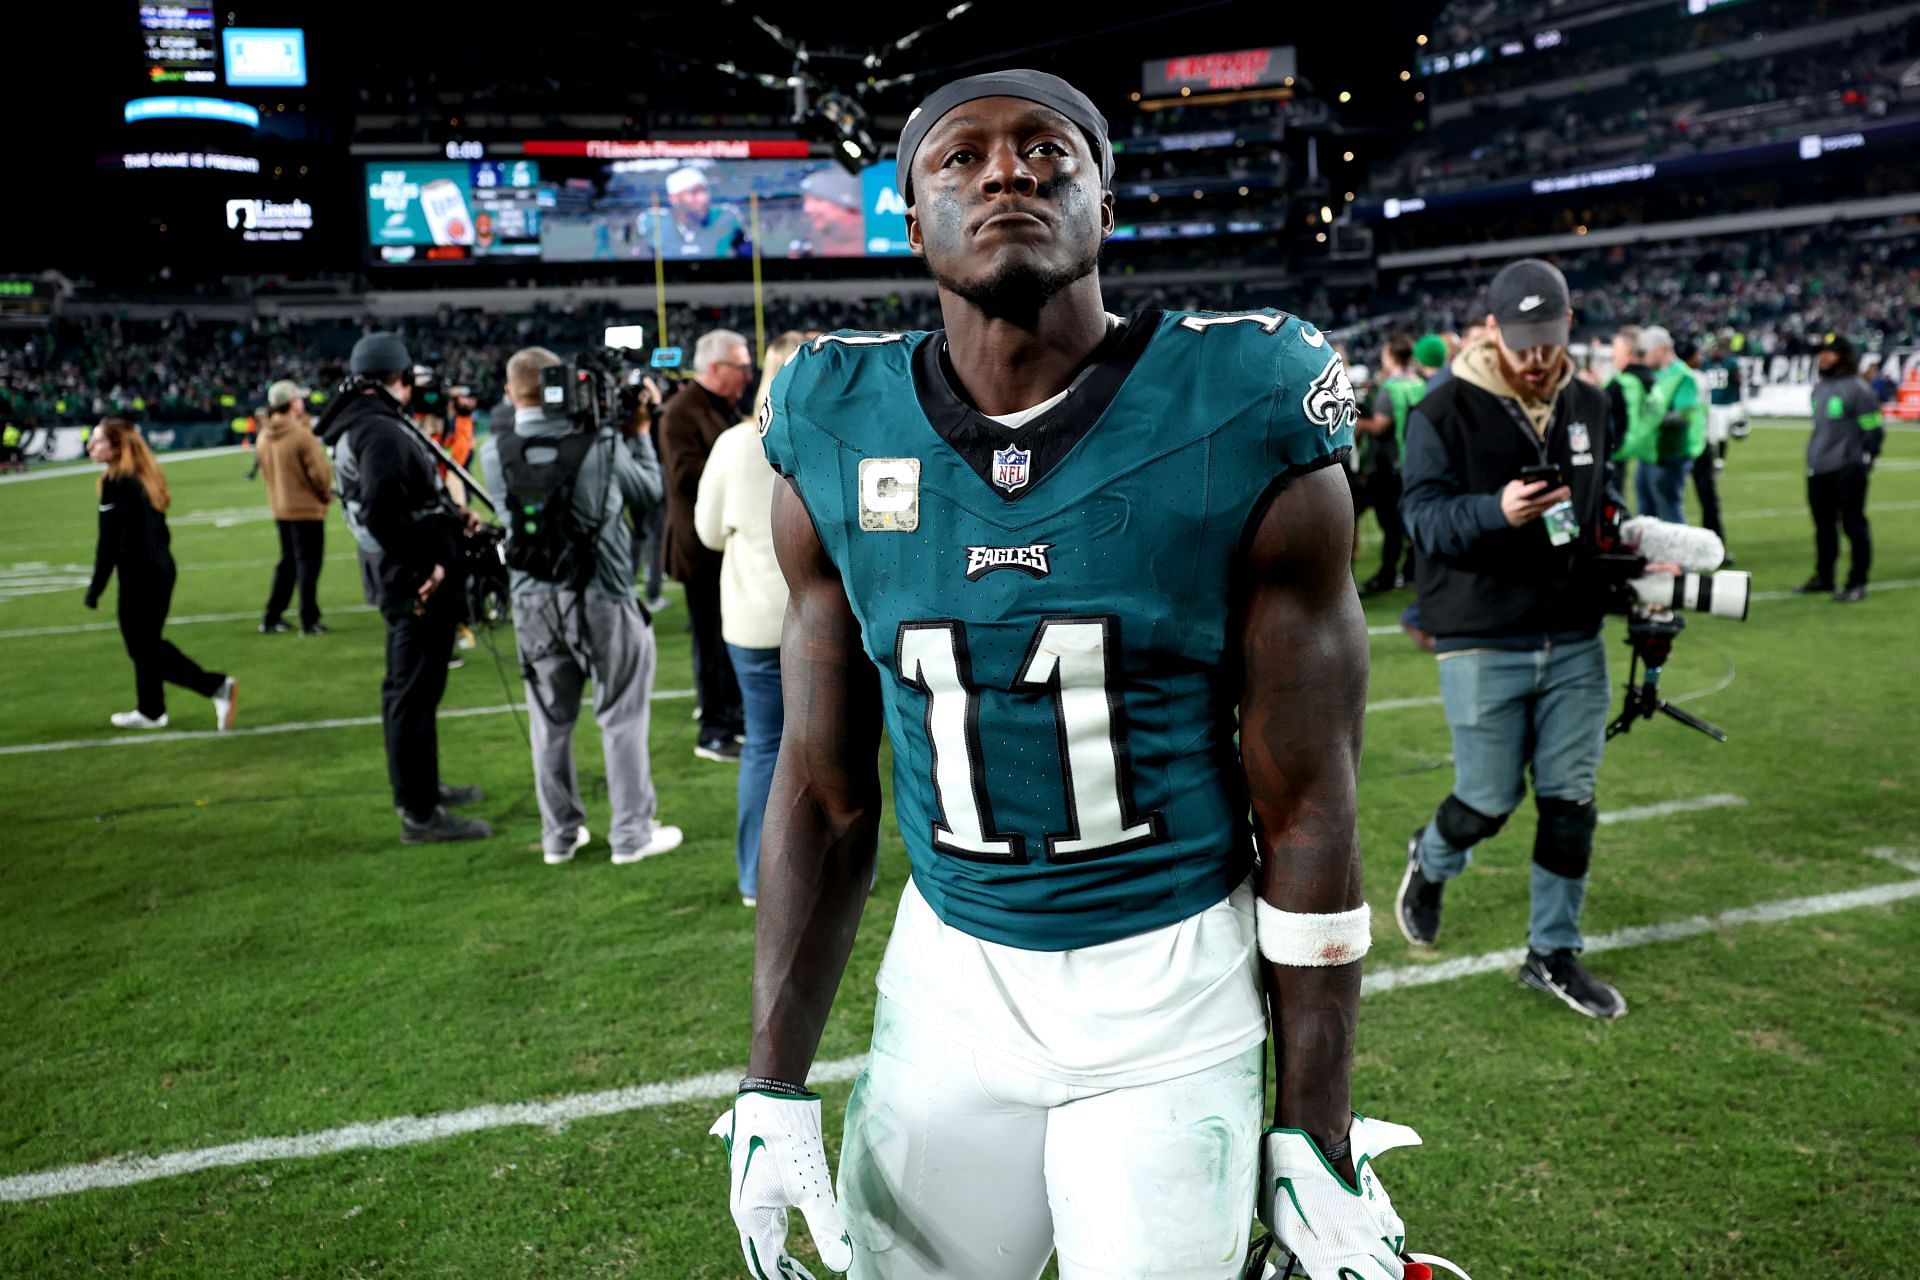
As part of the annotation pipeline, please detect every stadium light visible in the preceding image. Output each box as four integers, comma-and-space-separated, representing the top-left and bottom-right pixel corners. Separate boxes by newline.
1416, 33, 1428, 45
1315, 232, 1327, 242
1338, 91, 1352, 103
1416, 92, 1426, 102
1400, 71, 1412, 81
1343, 150, 1355, 162
1238, 185, 1249, 196
1320, 204, 1334, 222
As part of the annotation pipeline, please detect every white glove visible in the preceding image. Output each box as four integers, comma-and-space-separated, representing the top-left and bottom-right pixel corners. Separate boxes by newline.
711, 1090, 854, 1280
1259, 1113, 1422, 1280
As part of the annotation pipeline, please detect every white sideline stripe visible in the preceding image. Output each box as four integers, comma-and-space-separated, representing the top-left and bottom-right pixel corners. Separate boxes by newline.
0, 447, 249, 486
1750, 577, 1920, 601
1729, 499, 1920, 520
1361, 877, 1920, 996
0, 605, 379, 640
5, 869, 1916, 1203
1598, 793, 1746, 825
0, 1057, 871, 1202
1867, 846, 1920, 875
0, 689, 1440, 758
0, 692, 696, 758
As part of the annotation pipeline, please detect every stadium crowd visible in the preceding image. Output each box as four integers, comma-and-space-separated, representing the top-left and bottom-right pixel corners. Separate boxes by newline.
7, 220, 1916, 430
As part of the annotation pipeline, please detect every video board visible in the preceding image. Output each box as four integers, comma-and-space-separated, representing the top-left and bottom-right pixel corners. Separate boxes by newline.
364, 149, 916, 264
365, 161, 545, 264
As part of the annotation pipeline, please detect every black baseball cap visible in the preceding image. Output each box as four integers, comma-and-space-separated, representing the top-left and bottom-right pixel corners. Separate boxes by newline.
1488, 258, 1571, 350
350, 331, 412, 376
895, 69, 1113, 204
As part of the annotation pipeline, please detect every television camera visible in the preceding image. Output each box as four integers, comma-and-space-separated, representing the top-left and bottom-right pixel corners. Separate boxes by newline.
1593, 506, 1749, 742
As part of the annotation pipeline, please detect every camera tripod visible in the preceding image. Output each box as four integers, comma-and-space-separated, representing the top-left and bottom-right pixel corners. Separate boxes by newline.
1606, 612, 1727, 741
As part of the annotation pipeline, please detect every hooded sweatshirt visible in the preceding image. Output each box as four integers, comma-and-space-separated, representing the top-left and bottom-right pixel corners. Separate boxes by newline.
256, 412, 334, 521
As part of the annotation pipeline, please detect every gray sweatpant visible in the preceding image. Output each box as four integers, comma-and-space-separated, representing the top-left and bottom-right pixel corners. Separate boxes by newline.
512, 590, 660, 857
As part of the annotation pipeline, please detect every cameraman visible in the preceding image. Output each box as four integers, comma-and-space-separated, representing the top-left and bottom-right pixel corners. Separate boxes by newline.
1395, 259, 1635, 1020
477, 347, 683, 867
321, 332, 492, 845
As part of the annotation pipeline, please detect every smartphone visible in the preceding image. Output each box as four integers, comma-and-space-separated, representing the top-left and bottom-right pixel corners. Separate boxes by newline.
1518, 463, 1565, 489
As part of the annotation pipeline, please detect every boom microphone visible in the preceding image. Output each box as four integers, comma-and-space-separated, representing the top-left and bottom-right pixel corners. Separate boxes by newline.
1618, 517, 1725, 572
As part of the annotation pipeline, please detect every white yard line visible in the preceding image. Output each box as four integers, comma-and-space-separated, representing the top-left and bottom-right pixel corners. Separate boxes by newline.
0, 604, 380, 640
1597, 794, 1746, 825
5, 853, 1914, 1203
1361, 876, 1920, 996
0, 692, 696, 758
0, 689, 1446, 758
1727, 498, 1920, 520
0, 447, 250, 485
1750, 577, 1920, 601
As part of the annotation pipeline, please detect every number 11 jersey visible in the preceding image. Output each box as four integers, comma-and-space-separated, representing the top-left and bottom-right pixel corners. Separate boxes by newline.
761, 308, 1356, 951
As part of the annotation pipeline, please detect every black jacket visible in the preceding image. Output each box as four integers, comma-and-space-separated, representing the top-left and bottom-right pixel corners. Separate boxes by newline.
87, 475, 174, 606
1400, 372, 1619, 649
323, 388, 464, 618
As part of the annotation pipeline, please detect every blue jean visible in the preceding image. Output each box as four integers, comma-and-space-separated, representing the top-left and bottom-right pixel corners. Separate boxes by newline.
727, 644, 783, 898
1634, 457, 1689, 523
1416, 637, 1610, 952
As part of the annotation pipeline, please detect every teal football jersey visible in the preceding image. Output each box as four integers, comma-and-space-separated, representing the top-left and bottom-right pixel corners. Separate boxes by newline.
761, 309, 1356, 951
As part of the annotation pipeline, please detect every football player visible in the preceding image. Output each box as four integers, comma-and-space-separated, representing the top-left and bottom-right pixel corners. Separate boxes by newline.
713, 69, 1425, 1279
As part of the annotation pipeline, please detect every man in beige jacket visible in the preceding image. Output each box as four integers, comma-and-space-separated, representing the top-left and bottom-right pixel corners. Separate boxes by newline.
255, 379, 334, 636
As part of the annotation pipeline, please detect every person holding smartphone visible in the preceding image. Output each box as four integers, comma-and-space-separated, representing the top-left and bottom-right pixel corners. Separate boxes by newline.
1395, 259, 1633, 1020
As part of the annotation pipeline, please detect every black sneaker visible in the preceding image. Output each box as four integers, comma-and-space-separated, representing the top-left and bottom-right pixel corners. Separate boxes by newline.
1394, 829, 1445, 946
1834, 585, 1867, 604
1793, 577, 1835, 595
258, 620, 292, 634
1358, 572, 1404, 597
401, 806, 493, 844
694, 736, 743, 763
1519, 948, 1626, 1019
438, 781, 485, 807
301, 622, 330, 636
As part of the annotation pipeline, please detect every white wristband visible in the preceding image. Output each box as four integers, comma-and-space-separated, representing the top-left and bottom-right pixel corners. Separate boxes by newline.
1255, 899, 1371, 967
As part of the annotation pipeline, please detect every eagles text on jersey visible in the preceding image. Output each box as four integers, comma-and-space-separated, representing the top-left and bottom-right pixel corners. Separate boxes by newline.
762, 311, 1356, 950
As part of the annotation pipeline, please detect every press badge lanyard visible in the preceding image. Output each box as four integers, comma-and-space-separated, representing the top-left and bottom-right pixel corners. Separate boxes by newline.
1495, 391, 1580, 547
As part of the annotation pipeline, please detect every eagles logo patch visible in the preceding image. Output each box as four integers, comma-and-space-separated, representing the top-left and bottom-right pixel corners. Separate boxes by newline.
1302, 355, 1358, 435
757, 395, 772, 438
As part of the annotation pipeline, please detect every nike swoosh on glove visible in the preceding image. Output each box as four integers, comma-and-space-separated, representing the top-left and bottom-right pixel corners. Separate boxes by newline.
712, 1090, 854, 1280
1260, 1113, 1423, 1280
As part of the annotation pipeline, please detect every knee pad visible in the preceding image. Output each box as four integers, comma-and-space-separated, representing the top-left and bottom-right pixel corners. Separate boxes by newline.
1533, 796, 1598, 880
1434, 794, 1509, 849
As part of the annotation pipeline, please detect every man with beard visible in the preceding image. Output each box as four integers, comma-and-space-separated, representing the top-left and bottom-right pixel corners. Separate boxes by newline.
709, 69, 1432, 1280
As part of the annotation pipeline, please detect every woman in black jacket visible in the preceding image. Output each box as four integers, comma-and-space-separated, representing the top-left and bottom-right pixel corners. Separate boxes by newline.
83, 419, 237, 730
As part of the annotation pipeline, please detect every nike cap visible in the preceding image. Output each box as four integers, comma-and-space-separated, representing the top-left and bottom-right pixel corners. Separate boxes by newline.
1488, 258, 1571, 351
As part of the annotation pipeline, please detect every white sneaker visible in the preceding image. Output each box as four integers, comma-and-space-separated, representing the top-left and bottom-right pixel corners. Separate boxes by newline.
110, 710, 169, 730
741, 895, 757, 908
545, 825, 592, 866
612, 824, 685, 865
212, 677, 238, 732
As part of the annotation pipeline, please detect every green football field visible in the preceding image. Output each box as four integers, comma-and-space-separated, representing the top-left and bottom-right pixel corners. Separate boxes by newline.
1, 423, 1916, 1278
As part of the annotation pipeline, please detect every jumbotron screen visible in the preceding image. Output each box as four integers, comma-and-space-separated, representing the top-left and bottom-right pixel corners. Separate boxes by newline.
363, 152, 912, 264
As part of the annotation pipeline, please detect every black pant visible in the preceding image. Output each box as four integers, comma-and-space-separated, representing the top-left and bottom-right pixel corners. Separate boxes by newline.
382, 599, 456, 820
1809, 467, 1871, 589
118, 570, 225, 719
1369, 467, 1409, 582
682, 568, 742, 740
264, 519, 326, 629
1690, 453, 1725, 542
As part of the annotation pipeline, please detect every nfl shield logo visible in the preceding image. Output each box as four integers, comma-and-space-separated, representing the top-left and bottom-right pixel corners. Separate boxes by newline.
992, 444, 1032, 493
1568, 422, 1591, 454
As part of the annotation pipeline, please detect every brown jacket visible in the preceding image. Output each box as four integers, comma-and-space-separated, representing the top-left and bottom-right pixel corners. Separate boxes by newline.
659, 382, 738, 583
257, 415, 334, 521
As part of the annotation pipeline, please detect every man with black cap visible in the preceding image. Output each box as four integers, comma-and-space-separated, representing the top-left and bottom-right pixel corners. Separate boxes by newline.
319, 331, 492, 844
1800, 334, 1883, 602
1397, 258, 1632, 1022
712, 69, 1426, 1280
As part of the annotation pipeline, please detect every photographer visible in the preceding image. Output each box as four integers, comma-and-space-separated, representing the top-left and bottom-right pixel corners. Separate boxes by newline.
1395, 259, 1639, 1020
477, 347, 682, 867
320, 332, 492, 845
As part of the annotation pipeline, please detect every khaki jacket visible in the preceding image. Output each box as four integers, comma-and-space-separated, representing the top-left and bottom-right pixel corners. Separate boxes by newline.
257, 415, 334, 521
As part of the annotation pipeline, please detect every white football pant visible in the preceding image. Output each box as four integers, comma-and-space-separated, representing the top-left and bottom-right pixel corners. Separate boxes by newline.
839, 995, 1262, 1279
